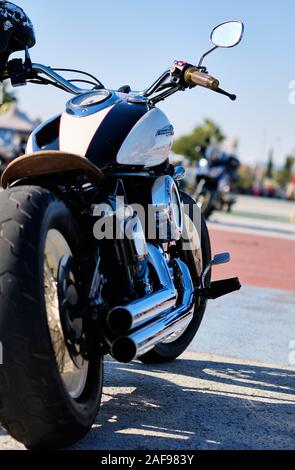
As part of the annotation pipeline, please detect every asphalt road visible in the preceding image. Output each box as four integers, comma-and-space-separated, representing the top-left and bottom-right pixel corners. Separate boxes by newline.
0, 353, 294, 451
0, 195, 294, 450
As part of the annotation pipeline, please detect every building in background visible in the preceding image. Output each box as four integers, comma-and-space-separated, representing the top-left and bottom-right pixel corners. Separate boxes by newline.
0, 104, 38, 173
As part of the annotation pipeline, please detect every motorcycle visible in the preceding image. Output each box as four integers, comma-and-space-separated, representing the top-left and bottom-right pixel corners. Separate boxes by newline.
0, 3, 242, 449
195, 151, 240, 218
0, 138, 28, 175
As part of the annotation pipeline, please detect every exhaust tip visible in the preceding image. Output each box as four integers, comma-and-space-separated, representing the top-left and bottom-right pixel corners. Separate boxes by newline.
111, 337, 137, 363
107, 307, 133, 334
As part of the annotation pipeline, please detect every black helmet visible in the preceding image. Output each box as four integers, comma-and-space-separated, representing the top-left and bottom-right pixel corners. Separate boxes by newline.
0, 2, 35, 65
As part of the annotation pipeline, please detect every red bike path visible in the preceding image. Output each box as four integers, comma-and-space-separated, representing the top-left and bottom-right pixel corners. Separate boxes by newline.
209, 228, 295, 292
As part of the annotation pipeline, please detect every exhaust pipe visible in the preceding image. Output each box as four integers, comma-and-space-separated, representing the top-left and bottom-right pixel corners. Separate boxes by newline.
109, 259, 195, 363
107, 244, 177, 334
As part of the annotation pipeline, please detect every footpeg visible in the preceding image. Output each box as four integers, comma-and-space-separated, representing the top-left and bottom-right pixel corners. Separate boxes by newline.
198, 277, 241, 300
212, 253, 231, 265
201, 252, 230, 288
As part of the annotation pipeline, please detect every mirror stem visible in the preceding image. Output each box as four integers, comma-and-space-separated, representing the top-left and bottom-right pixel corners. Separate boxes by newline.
198, 45, 218, 67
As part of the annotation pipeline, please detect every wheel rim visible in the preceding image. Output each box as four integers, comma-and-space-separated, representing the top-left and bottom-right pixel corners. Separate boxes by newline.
162, 214, 203, 344
44, 229, 88, 399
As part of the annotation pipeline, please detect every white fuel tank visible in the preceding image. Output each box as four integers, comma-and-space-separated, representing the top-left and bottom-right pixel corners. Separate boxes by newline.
117, 108, 174, 168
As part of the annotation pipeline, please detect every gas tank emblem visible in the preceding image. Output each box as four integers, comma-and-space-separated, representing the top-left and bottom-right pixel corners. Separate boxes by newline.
156, 125, 174, 137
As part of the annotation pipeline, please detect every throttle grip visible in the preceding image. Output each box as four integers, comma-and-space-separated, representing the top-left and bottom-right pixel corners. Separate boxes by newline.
184, 67, 219, 90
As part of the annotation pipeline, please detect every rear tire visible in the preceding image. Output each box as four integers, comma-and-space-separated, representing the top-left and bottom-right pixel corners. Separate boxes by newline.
0, 186, 103, 449
139, 192, 211, 364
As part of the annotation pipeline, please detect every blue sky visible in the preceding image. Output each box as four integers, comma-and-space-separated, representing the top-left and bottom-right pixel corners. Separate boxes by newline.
10, 0, 295, 165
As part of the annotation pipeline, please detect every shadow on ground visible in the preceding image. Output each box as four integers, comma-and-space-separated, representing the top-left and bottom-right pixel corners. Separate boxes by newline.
70, 355, 295, 450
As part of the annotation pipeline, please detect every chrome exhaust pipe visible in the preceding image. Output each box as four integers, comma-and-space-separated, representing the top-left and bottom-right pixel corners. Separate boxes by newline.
107, 244, 177, 334
109, 259, 195, 363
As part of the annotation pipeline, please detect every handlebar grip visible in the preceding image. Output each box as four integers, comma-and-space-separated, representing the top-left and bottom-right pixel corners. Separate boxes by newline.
184, 67, 219, 90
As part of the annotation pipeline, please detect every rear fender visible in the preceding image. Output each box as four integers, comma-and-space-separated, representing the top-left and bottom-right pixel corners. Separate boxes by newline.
1, 151, 105, 189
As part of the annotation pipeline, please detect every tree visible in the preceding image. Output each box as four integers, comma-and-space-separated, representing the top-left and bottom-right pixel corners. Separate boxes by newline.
0, 82, 17, 114
275, 154, 295, 187
236, 165, 257, 194
266, 148, 274, 179
172, 118, 225, 162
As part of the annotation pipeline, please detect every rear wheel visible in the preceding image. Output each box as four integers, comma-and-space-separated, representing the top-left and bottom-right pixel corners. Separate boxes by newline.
0, 186, 103, 449
139, 192, 211, 364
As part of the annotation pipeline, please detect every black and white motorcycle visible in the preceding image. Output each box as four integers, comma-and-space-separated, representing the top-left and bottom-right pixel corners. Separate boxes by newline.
0, 3, 242, 449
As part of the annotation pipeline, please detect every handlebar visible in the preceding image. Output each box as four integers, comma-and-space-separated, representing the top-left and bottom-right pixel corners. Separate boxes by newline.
1, 61, 89, 94
2, 59, 237, 103
32, 64, 87, 94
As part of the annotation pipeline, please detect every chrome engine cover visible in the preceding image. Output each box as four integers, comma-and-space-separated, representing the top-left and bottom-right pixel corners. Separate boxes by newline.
151, 176, 184, 242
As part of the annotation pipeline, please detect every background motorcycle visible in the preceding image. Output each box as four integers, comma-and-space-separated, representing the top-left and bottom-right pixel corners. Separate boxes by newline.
0, 3, 242, 449
0, 138, 28, 175
195, 150, 240, 218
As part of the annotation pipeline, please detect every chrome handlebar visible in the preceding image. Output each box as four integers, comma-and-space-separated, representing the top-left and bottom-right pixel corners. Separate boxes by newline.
32, 64, 172, 98
20, 62, 232, 102
139, 70, 170, 97
31, 63, 170, 98
31, 63, 92, 95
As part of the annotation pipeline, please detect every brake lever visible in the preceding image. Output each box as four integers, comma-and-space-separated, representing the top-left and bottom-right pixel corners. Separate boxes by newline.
215, 87, 236, 101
